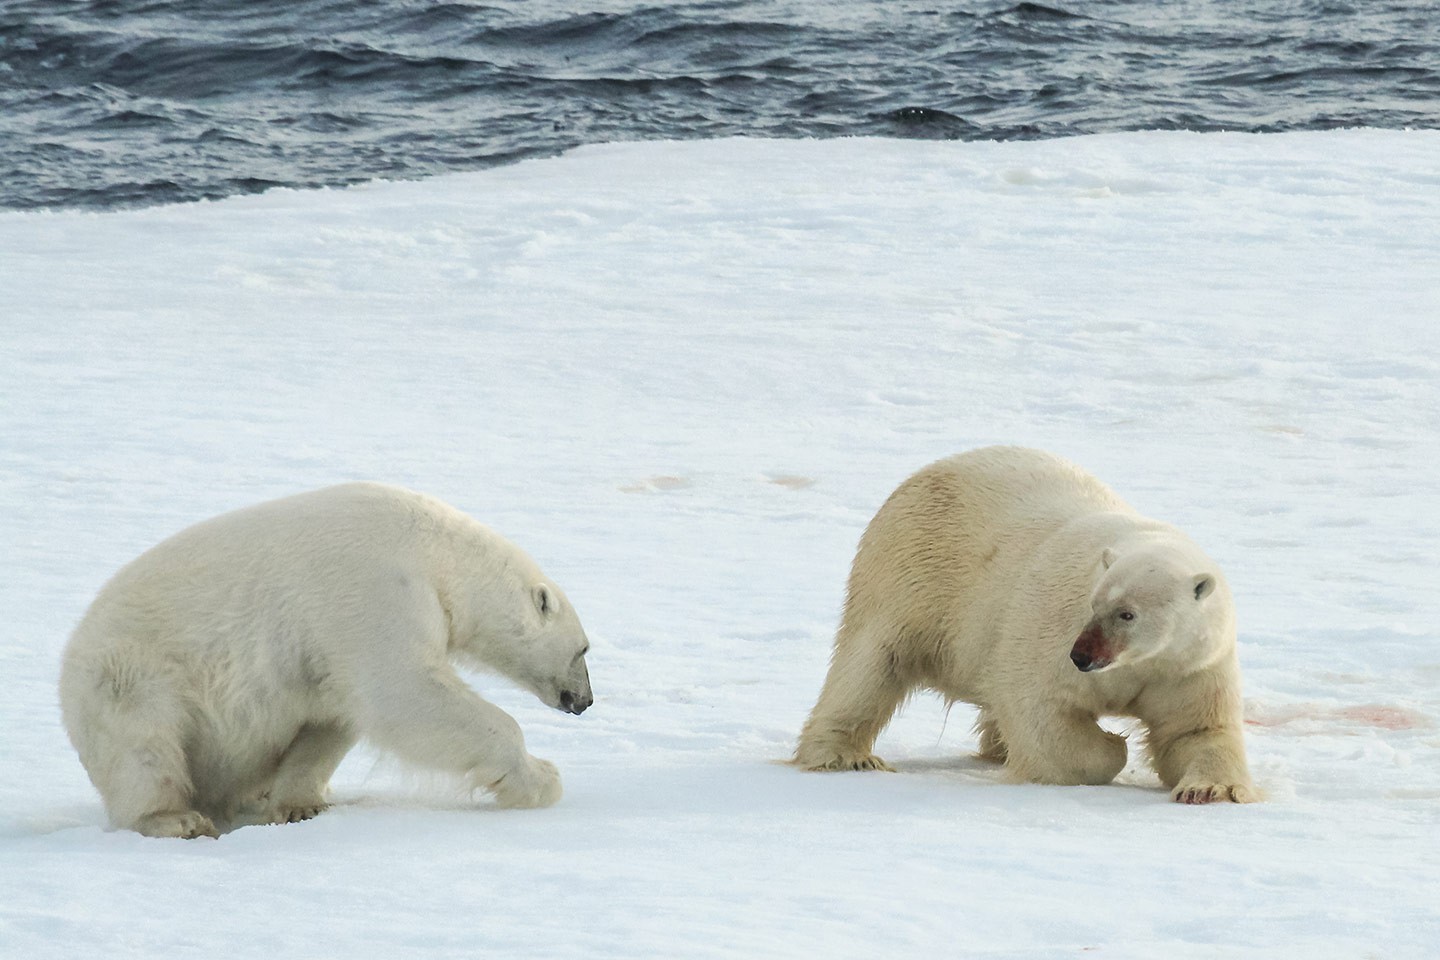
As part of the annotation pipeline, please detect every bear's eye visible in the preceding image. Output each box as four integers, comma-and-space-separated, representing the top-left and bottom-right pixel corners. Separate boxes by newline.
1117, 610, 1136, 622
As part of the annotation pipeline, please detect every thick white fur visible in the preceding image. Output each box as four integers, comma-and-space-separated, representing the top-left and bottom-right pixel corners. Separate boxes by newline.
60, 483, 594, 838
795, 446, 1256, 804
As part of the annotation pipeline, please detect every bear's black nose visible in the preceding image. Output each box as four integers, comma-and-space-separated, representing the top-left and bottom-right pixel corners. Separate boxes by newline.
558, 690, 592, 715
1070, 650, 1094, 671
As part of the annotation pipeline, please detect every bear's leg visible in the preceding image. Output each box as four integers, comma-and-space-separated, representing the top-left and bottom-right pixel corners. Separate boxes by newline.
359, 664, 561, 809
1150, 726, 1258, 804
975, 711, 1008, 763
999, 706, 1128, 786
794, 624, 908, 772
1137, 671, 1258, 804
74, 655, 218, 839
258, 722, 359, 825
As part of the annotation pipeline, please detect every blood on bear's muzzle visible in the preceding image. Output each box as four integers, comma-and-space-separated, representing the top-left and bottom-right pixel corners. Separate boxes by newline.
1070, 619, 1118, 672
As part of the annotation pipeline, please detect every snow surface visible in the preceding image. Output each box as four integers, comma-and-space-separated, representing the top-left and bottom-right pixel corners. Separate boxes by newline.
2, 130, 1438, 959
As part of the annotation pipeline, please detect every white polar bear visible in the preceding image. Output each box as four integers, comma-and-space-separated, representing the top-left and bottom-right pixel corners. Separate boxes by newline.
794, 446, 1257, 804
60, 482, 594, 838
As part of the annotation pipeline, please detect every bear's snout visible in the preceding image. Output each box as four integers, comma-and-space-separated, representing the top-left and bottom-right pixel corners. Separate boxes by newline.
558, 689, 592, 715
1070, 620, 1116, 673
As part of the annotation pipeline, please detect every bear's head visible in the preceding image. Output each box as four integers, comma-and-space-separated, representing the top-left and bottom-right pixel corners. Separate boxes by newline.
467, 573, 594, 716
1070, 541, 1232, 675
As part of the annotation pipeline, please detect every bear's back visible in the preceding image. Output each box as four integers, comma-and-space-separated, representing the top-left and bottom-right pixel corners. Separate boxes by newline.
865, 446, 1130, 561
71, 483, 465, 649
924, 446, 1128, 521
845, 447, 1135, 646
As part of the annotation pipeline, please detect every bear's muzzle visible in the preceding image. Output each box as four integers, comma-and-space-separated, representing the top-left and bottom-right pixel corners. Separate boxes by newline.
558, 689, 592, 715
1070, 619, 1118, 672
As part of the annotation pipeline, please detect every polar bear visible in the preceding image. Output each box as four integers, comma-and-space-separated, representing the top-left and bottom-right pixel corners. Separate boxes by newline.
794, 446, 1256, 804
60, 483, 594, 838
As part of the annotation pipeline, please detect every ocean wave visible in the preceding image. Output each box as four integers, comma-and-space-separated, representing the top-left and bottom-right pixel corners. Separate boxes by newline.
1, 0, 1436, 210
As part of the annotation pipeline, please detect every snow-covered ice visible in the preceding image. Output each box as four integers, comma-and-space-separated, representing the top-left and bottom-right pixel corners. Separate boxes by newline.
2, 130, 1438, 958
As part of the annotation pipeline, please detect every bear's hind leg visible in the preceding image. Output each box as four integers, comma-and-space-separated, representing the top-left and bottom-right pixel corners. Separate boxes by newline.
794, 622, 908, 772
257, 722, 358, 825
66, 652, 217, 839
999, 706, 1127, 787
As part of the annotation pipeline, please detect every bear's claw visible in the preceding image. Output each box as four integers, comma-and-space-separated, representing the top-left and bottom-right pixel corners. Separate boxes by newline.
135, 810, 219, 839
1171, 782, 1259, 804
264, 802, 327, 824
803, 754, 896, 773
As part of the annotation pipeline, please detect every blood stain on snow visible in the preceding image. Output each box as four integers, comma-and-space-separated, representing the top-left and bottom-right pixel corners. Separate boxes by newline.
1334, 705, 1428, 730
1245, 702, 1429, 731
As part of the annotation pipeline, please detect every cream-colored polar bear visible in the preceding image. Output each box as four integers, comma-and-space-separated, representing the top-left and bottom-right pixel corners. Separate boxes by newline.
795, 446, 1256, 804
60, 483, 594, 838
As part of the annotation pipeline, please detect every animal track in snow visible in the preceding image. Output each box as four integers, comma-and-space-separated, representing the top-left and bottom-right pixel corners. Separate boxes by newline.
618, 475, 692, 493
764, 474, 815, 490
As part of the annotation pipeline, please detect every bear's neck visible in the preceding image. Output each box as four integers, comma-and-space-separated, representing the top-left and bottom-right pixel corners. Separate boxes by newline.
423, 520, 519, 664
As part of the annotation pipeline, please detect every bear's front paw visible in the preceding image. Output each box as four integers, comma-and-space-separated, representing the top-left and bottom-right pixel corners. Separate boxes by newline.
796, 751, 896, 773
262, 801, 328, 825
1171, 781, 1260, 804
134, 810, 220, 839
491, 756, 563, 809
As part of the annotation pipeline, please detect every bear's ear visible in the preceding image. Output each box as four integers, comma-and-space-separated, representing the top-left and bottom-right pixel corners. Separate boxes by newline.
1101, 548, 1118, 570
1193, 574, 1215, 601
533, 584, 556, 619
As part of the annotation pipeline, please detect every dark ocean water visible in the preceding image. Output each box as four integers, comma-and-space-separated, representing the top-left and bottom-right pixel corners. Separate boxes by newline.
2, 0, 1437, 211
